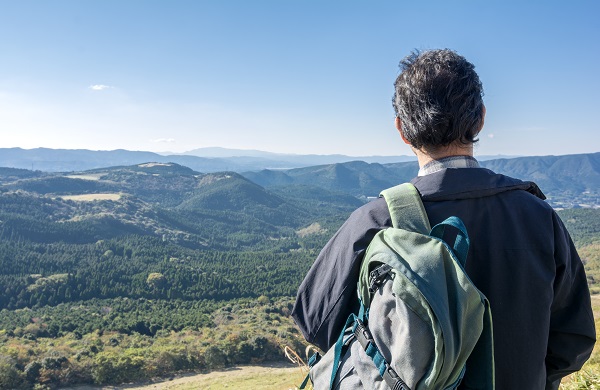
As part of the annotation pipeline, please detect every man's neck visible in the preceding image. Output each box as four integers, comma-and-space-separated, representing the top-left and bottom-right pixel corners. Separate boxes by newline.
412, 143, 474, 168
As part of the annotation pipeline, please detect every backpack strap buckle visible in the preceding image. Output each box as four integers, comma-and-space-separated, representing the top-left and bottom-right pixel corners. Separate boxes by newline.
383, 365, 411, 390
353, 319, 374, 346
369, 263, 393, 294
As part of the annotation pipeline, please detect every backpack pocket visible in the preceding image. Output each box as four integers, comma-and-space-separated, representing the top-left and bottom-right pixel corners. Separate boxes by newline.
310, 329, 389, 390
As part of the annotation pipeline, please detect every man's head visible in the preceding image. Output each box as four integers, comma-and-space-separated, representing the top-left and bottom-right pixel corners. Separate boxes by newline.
392, 49, 485, 154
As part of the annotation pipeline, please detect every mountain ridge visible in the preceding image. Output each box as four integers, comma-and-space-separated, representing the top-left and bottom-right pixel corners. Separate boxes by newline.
1, 151, 599, 208
0, 147, 522, 173
244, 152, 600, 208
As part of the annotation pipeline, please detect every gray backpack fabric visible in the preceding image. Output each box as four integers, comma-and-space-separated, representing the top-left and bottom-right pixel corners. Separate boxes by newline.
302, 183, 494, 390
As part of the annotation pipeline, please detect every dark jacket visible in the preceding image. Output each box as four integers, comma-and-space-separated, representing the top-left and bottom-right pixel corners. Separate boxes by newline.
292, 168, 595, 389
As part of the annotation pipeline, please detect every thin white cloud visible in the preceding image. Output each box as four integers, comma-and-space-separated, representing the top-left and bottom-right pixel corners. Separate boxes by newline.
488, 134, 495, 138
151, 138, 176, 143
89, 84, 112, 91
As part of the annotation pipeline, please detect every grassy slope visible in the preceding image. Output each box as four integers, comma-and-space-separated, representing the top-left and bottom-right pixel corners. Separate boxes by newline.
120, 295, 600, 390
145, 365, 306, 390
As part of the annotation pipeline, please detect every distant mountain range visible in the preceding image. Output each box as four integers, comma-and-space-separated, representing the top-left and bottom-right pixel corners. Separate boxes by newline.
0, 147, 519, 173
0, 147, 417, 172
10, 153, 596, 254
243, 152, 600, 208
0, 148, 598, 208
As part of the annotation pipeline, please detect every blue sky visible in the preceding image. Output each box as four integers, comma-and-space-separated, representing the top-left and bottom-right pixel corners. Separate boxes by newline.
0, 1, 598, 157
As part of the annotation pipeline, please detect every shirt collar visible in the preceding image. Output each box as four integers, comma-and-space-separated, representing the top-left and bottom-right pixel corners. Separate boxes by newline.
418, 155, 480, 176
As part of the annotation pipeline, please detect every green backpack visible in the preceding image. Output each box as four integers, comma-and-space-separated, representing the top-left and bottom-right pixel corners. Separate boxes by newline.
301, 183, 494, 390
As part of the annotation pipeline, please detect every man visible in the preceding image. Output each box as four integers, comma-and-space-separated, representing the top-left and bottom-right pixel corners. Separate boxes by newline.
292, 49, 595, 389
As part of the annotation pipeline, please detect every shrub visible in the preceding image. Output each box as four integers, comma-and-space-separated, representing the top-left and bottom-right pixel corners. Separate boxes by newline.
0, 354, 26, 389
204, 345, 227, 369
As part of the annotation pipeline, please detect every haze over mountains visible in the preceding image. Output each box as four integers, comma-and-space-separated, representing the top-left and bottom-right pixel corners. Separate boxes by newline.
0, 147, 417, 172
0, 147, 519, 173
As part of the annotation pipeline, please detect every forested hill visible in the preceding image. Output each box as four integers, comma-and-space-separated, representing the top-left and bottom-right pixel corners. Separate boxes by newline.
1, 158, 596, 313
0, 162, 362, 311
0, 162, 365, 247
480, 153, 600, 202
0, 162, 365, 388
243, 160, 418, 198
243, 152, 600, 208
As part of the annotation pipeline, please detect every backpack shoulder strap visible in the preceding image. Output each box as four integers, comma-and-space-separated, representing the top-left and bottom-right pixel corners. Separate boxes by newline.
380, 183, 431, 234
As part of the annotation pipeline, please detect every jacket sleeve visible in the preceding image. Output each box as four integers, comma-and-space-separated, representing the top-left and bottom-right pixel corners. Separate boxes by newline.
545, 212, 596, 389
291, 198, 391, 351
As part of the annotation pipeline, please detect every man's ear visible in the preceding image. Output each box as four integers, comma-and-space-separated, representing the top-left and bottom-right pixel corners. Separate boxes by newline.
476, 105, 486, 135
395, 117, 411, 145
481, 105, 486, 130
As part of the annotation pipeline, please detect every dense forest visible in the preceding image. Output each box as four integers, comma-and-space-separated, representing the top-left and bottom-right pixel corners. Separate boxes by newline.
0, 164, 355, 388
0, 163, 598, 389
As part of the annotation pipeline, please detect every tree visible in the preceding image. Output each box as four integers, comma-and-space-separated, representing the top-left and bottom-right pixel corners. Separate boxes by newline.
0, 354, 25, 389
146, 272, 166, 290
204, 345, 227, 368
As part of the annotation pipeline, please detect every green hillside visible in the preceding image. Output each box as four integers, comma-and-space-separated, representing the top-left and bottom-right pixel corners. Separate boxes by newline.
558, 208, 600, 293
0, 167, 46, 184
0, 162, 598, 389
0, 163, 349, 388
481, 153, 600, 193
0, 165, 357, 314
